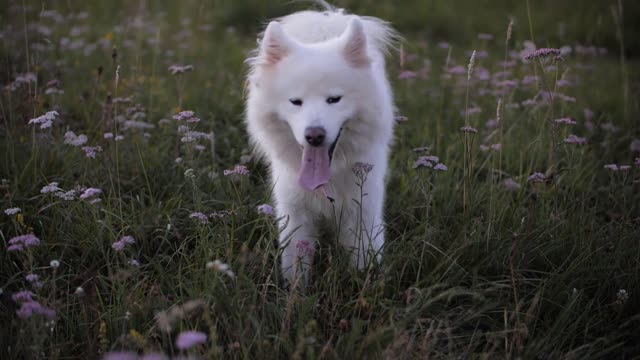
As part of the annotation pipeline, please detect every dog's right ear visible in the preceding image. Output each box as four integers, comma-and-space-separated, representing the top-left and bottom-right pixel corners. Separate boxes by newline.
260, 21, 296, 66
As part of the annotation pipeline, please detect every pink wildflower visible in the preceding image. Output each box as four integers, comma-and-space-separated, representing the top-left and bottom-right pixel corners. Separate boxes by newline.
503, 178, 522, 191
528, 172, 546, 183
523, 48, 561, 60
554, 117, 577, 125
604, 164, 618, 171
4, 207, 21, 215
433, 163, 448, 171
175, 331, 207, 350
564, 135, 587, 145
82, 145, 102, 159
64, 131, 88, 146
79, 188, 102, 200
173, 110, 195, 121
257, 204, 274, 215
460, 126, 478, 133
223, 165, 250, 177
189, 212, 210, 224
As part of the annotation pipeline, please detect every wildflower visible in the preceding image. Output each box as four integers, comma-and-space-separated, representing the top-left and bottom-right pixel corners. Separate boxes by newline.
16, 300, 56, 320
8, 234, 41, 251
79, 187, 102, 200
114, 135, 125, 141
82, 145, 103, 159
64, 131, 88, 146
604, 164, 618, 171
630, 139, 640, 153
635, 158, 640, 166
412, 146, 430, 153
128, 259, 140, 267
50, 260, 60, 268
168, 64, 194, 75
186, 117, 200, 123
257, 204, 274, 215
619, 165, 631, 172
437, 42, 449, 49
175, 157, 183, 164
398, 70, 417, 80
433, 163, 448, 171
28, 111, 59, 129
184, 168, 195, 179
296, 239, 315, 257
601, 122, 619, 133
206, 260, 235, 278
104, 132, 114, 139
173, 110, 195, 121
112, 235, 135, 251
491, 143, 502, 151
557, 94, 576, 103
413, 157, 434, 169
223, 164, 250, 177
563, 135, 587, 145
523, 48, 561, 60
554, 117, 577, 125
12, 290, 34, 302
26, 274, 39, 283
616, 289, 629, 305
460, 126, 478, 133
446, 66, 466, 75
189, 212, 209, 224
41, 182, 61, 194
123, 120, 155, 130
74, 287, 85, 296
56, 190, 77, 201
353, 162, 374, 179
175, 330, 207, 350
528, 172, 546, 183
503, 178, 522, 190
4, 207, 21, 215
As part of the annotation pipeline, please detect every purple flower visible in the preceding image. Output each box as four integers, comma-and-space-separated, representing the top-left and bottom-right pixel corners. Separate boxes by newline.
112, 241, 126, 251
104, 132, 114, 139
413, 157, 434, 169
16, 300, 55, 320
296, 239, 315, 257
523, 48, 561, 60
528, 172, 546, 183
433, 163, 448, 171
8, 234, 41, 251
186, 117, 200, 123
82, 145, 103, 159
120, 236, 135, 245
79, 187, 102, 200
12, 290, 34, 302
112, 236, 134, 251
168, 64, 193, 75
503, 178, 522, 191
128, 259, 141, 267
173, 110, 195, 121
175, 330, 207, 350
25, 274, 39, 282
64, 131, 88, 146
604, 164, 619, 171
189, 211, 210, 224
398, 70, 417, 80
619, 165, 631, 172
4, 207, 21, 215
257, 204, 274, 215
223, 165, 250, 177
41, 182, 61, 194
437, 42, 450, 49
28, 111, 59, 129
460, 126, 478, 133
564, 135, 587, 145
554, 117, 577, 125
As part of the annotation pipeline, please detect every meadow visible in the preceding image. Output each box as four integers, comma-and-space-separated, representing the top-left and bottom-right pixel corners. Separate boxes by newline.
1, 0, 639, 358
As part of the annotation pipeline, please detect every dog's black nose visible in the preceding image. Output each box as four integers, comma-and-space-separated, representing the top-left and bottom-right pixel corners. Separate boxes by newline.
304, 127, 326, 147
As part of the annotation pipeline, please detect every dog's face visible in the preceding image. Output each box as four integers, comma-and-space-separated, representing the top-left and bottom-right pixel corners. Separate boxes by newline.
253, 18, 373, 190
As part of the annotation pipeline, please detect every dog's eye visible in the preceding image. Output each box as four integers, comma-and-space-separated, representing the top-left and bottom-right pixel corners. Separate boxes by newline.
326, 96, 342, 104
289, 98, 303, 106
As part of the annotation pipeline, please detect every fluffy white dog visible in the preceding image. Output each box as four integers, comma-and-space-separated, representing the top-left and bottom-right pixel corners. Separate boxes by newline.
245, 4, 397, 285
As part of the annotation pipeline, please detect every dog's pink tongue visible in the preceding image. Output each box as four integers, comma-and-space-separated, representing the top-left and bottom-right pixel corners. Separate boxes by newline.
298, 145, 331, 191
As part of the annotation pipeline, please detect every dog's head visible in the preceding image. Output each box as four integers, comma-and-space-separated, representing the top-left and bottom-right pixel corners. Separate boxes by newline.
253, 17, 374, 190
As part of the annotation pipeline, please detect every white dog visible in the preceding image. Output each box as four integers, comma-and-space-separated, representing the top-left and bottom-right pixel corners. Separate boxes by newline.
245, 4, 397, 284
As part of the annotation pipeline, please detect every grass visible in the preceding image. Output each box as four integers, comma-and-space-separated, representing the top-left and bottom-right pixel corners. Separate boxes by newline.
1, 0, 639, 358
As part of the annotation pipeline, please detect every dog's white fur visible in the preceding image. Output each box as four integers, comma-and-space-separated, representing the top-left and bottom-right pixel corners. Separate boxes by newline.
245, 6, 397, 284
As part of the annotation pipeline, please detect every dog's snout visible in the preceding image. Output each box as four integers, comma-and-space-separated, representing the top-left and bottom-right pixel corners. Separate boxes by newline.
304, 127, 326, 147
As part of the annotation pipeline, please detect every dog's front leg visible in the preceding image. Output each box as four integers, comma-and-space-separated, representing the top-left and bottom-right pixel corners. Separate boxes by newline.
274, 188, 317, 287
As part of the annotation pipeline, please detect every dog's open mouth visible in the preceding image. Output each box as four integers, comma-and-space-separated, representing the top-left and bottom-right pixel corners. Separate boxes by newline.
298, 127, 343, 191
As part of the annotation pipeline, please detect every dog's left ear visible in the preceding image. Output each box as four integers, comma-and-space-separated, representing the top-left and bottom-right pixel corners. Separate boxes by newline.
342, 17, 370, 67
